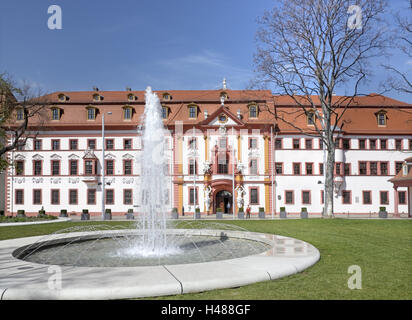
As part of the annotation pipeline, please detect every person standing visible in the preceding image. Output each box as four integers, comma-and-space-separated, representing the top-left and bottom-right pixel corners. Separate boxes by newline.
246, 205, 251, 219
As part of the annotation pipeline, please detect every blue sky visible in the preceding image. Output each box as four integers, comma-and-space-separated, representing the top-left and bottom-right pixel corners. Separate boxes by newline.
0, 0, 410, 103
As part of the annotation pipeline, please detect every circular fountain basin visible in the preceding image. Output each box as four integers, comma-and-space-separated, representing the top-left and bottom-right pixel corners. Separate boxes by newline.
0, 229, 320, 300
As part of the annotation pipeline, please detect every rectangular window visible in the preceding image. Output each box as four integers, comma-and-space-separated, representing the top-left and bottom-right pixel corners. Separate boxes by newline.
409, 139, 412, 150
52, 108, 60, 120
51, 189, 60, 205
342, 190, 351, 204
302, 191, 311, 204
51, 160, 60, 176
305, 163, 313, 175
369, 139, 376, 150
217, 154, 228, 174
87, 189, 96, 205
15, 189, 24, 204
380, 162, 388, 175
69, 160, 78, 176
105, 189, 114, 205
105, 139, 114, 150
69, 189, 78, 205
342, 139, 350, 150
380, 191, 389, 205
359, 162, 367, 175
69, 139, 78, 150
363, 191, 372, 204
285, 191, 294, 204
249, 106, 257, 118
189, 188, 198, 205
87, 108, 95, 120
34, 160, 42, 176
370, 162, 378, 176
334, 138, 341, 149
378, 113, 386, 126
123, 189, 132, 205
275, 163, 283, 175
34, 139, 42, 151
319, 139, 323, 150
51, 139, 60, 150
293, 163, 301, 175
189, 138, 197, 150
249, 159, 258, 175
380, 139, 387, 150
305, 139, 312, 150
189, 159, 197, 175
124, 108, 132, 120
395, 162, 403, 174
250, 188, 259, 204
395, 139, 402, 151
16, 109, 24, 121
106, 160, 114, 175
33, 189, 42, 205
124, 160, 132, 175
15, 160, 24, 176
398, 191, 407, 205
319, 163, 324, 175
87, 139, 96, 150
275, 139, 282, 149
124, 139, 132, 150
321, 190, 324, 204
249, 138, 257, 149
335, 163, 341, 176
219, 138, 227, 149
189, 106, 197, 118
85, 160, 94, 175
359, 139, 366, 150
162, 107, 168, 119
292, 139, 300, 149
344, 163, 351, 176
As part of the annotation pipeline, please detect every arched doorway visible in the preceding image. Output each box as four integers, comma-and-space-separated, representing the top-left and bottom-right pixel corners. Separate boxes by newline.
215, 190, 233, 214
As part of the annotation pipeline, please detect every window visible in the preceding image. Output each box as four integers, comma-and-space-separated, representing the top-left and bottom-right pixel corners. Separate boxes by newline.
218, 114, 228, 123
305, 139, 313, 149
377, 112, 386, 126
319, 163, 324, 175
342, 139, 350, 150
275, 139, 282, 149
124, 139, 132, 149
275, 163, 283, 174
380, 162, 388, 175
51, 108, 60, 120
127, 93, 135, 102
249, 104, 258, 118
51, 139, 60, 150
34, 139, 42, 151
124, 160, 132, 175
189, 137, 197, 149
380, 139, 387, 150
380, 191, 389, 205
69, 139, 78, 150
249, 138, 257, 149
250, 188, 259, 204
409, 139, 412, 150
87, 107, 96, 120
87, 189, 96, 205
293, 139, 300, 149
123, 107, 132, 120
69, 160, 78, 176
15, 160, 24, 176
307, 112, 315, 125
189, 159, 197, 175
319, 139, 323, 150
293, 163, 301, 175
363, 191, 372, 204
105, 190, 114, 205
398, 191, 407, 205
344, 163, 351, 176
395, 139, 402, 151
370, 162, 377, 176
334, 138, 341, 148
15, 189, 24, 204
359, 162, 367, 175
163, 93, 172, 101
219, 138, 227, 149
302, 191, 311, 204
359, 139, 366, 150
285, 191, 294, 204
69, 190, 78, 205
342, 191, 351, 204
51, 160, 60, 176
58, 94, 66, 102
105, 139, 114, 150
87, 139, 96, 150
34, 160, 42, 176
189, 188, 198, 205
188, 105, 197, 118
162, 106, 168, 119
85, 160, 94, 175
321, 191, 324, 204
249, 159, 258, 175
33, 189, 42, 205
51, 190, 60, 205
335, 163, 341, 176
16, 108, 24, 121
124, 189, 133, 205
369, 139, 376, 150
395, 162, 403, 174
305, 163, 313, 175
105, 160, 114, 175
93, 94, 101, 102
217, 154, 229, 174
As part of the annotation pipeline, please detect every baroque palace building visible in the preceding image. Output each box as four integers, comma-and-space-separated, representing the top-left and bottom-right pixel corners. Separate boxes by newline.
2, 86, 412, 217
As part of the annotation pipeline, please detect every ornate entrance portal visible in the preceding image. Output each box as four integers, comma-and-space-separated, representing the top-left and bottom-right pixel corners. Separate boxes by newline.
215, 190, 233, 214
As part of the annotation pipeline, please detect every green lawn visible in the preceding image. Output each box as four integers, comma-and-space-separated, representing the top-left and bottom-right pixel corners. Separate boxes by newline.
0, 219, 410, 300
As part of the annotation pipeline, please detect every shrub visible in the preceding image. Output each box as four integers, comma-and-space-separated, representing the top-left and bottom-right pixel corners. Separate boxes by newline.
195, 207, 200, 213
17, 210, 25, 217
82, 209, 89, 214
301, 207, 307, 212
216, 208, 223, 212
105, 208, 112, 214
280, 207, 286, 211
238, 207, 244, 212
379, 207, 386, 212
259, 207, 265, 212
128, 208, 134, 213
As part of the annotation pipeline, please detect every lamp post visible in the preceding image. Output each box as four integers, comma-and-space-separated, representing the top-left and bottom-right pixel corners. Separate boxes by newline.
102, 111, 112, 220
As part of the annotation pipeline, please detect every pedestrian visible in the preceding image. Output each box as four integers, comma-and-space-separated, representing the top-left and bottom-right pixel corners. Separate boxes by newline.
182, 206, 185, 216
226, 201, 231, 213
246, 205, 251, 219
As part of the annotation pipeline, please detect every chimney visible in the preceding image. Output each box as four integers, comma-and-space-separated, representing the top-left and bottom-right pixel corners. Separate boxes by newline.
126, 87, 132, 91
93, 86, 99, 91
237, 109, 241, 119
204, 110, 208, 119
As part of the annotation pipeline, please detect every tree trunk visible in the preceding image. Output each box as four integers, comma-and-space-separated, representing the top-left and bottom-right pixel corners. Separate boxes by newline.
324, 145, 335, 218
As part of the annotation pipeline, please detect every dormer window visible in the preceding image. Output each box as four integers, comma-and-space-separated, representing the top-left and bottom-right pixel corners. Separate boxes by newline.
376, 110, 387, 126
218, 113, 228, 123
188, 104, 198, 119
51, 107, 61, 120
307, 111, 315, 125
86, 106, 97, 120
127, 93, 136, 102
16, 108, 24, 121
248, 103, 258, 118
163, 93, 172, 101
93, 93, 102, 102
220, 92, 228, 100
162, 106, 169, 119
57, 93, 67, 102
123, 106, 133, 120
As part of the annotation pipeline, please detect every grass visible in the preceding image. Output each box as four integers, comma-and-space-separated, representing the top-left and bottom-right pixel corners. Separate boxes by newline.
0, 214, 58, 223
0, 219, 410, 300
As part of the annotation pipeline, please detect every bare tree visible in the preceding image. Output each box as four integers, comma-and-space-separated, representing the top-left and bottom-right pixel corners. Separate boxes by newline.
0, 73, 49, 171
253, 0, 387, 217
